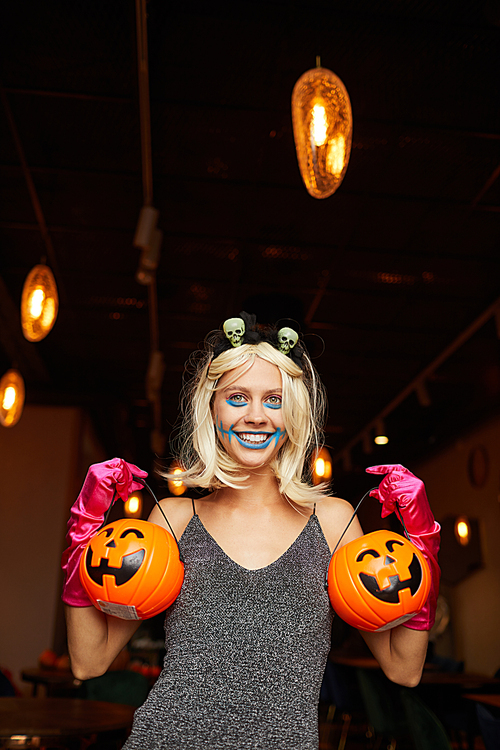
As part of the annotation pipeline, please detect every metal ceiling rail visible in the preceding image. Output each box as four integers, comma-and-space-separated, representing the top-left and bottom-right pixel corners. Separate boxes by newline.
333, 294, 500, 465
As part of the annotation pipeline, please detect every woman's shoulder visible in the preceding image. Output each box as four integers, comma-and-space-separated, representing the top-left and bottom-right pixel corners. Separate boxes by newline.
148, 495, 195, 539
315, 494, 364, 552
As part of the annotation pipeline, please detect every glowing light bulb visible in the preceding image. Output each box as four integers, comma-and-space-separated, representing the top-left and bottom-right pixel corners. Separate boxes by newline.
315, 457, 325, 477
312, 448, 332, 484
0, 370, 25, 427
172, 468, 183, 487
125, 492, 142, 518
29, 288, 45, 320
21, 264, 59, 342
326, 134, 346, 176
2, 386, 16, 411
168, 464, 187, 496
374, 435, 389, 445
455, 516, 471, 546
311, 103, 328, 147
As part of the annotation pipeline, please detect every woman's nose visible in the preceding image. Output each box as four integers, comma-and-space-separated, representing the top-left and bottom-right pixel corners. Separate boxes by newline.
244, 402, 267, 424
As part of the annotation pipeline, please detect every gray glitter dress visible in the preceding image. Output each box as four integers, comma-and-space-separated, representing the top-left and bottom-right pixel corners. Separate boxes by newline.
123, 505, 334, 750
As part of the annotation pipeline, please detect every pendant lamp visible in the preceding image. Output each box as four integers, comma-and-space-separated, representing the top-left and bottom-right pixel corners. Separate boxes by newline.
21, 264, 59, 342
167, 462, 187, 496
0, 369, 25, 427
292, 59, 352, 199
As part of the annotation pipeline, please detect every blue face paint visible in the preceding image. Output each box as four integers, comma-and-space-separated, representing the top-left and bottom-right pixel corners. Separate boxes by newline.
215, 416, 286, 450
226, 398, 246, 407
264, 402, 281, 410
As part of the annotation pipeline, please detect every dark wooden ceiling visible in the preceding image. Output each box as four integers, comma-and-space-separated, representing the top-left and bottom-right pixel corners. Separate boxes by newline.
1, 0, 499, 492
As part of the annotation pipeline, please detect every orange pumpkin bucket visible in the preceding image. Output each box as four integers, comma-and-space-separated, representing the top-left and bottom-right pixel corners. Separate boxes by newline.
327, 529, 431, 632
80, 517, 184, 620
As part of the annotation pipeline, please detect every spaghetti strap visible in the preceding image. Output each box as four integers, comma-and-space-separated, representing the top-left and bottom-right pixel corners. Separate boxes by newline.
191, 497, 197, 516
312, 503, 316, 516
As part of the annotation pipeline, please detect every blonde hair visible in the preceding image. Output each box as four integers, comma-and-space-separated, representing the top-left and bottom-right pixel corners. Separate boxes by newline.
160, 340, 330, 506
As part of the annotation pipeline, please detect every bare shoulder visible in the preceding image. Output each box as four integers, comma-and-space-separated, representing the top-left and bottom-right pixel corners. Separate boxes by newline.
148, 495, 194, 539
315, 495, 364, 553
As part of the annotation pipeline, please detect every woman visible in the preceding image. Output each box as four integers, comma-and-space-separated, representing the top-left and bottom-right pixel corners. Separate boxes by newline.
62, 313, 440, 750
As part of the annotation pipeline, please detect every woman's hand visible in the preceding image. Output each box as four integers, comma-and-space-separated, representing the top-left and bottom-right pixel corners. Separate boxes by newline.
61, 458, 147, 607
366, 464, 440, 631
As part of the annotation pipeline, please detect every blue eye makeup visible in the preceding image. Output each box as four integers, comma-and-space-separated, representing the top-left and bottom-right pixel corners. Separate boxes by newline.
226, 398, 246, 407
264, 402, 281, 410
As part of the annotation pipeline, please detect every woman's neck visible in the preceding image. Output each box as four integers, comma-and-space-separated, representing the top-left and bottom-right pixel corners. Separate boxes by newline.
215, 465, 284, 509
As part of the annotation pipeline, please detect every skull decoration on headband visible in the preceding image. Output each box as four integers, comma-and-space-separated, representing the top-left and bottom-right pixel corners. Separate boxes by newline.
223, 317, 245, 347
278, 327, 298, 355
213, 310, 306, 368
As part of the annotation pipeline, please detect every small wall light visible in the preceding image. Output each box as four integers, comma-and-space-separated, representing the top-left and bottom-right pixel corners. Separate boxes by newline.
21, 264, 59, 341
0, 369, 25, 427
125, 491, 143, 518
374, 420, 389, 445
168, 463, 186, 496
292, 58, 353, 199
312, 447, 332, 485
454, 515, 471, 546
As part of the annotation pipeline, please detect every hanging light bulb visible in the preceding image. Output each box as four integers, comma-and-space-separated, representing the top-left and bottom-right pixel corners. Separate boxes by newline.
312, 447, 333, 485
125, 491, 143, 518
21, 264, 59, 342
0, 369, 25, 427
292, 59, 353, 199
167, 462, 187, 496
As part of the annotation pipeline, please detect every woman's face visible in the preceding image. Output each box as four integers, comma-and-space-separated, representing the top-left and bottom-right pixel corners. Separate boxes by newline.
212, 357, 288, 469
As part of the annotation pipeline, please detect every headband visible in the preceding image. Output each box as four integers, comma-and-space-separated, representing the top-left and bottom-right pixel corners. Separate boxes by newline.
212, 311, 306, 368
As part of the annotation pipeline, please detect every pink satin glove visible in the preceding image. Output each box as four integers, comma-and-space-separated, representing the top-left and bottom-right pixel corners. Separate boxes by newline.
61, 458, 148, 606
366, 464, 440, 631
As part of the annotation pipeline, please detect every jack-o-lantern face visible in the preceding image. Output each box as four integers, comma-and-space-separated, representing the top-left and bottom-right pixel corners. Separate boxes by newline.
356, 537, 422, 603
327, 530, 431, 632
79, 518, 184, 621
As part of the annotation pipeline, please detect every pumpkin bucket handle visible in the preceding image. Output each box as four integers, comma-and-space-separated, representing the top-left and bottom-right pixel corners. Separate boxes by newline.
100, 477, 184, 564
324, 487, 409, 591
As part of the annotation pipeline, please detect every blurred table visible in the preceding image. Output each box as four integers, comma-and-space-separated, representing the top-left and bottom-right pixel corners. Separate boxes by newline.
0, 698, 135, 748
21, 669, 81, 697
329, 654, 499, 689
464, 693, 500, 709
420, 672, 500, 688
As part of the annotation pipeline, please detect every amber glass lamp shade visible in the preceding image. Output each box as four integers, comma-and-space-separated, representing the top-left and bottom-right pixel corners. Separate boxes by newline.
292, 66, 352, 199
21, 264, 59, 342
0, 369, 25, 427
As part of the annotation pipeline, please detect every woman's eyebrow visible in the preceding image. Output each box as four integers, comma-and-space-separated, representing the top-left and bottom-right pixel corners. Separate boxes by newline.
222, 385, 282, 394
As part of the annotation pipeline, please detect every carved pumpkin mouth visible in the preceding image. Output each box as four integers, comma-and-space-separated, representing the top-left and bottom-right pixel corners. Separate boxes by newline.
359, 553, 422, 603
84, 546, 145, 586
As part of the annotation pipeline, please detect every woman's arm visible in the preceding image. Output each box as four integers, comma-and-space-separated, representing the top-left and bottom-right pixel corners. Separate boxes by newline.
65, 604, 141, 680
317, 465, 439, 687
65, 493, 194, 679
62, 459, 148, 679
360, 623, 428, 687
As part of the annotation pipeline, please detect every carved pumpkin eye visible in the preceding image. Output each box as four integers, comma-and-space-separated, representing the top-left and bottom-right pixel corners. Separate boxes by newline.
386, 539, 404, 553
119, 529, 145, 539
356, 549, 381, 562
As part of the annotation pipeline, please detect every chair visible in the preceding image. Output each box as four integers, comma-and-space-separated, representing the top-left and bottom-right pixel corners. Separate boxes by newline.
399, 688, 452, 750
83, 670, 150, 707
356, 668, 409, 750
476, 703, 500, 750
320, 662, 360, 750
